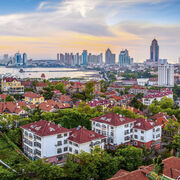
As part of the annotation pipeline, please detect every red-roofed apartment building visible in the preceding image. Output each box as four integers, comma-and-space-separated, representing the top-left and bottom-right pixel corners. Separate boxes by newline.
21, 120, 105, 163
21, 120, 71, 161
68, 126, 105, 154
91, 113, 162, 150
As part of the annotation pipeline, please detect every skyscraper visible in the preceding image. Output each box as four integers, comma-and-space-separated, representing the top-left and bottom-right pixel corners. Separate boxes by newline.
150, 39, 159, 62
158, 64, 174, 87
15, 52, 21, 65
119, 49, 133, 66
23, 53, 27, 65
105, 48, 115, 64
82, 50, 87, 66
57, 53, 60, 61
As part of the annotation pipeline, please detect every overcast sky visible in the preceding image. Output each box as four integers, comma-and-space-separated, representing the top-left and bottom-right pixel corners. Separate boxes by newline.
0, 0, 180, 62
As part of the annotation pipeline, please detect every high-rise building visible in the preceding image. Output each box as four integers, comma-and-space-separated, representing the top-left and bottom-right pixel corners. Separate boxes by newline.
158, 64, 174, 87
119, 49, 133, 66
57, 53, 60, 61
105, 48, 115, 64
82, 50, 87, 66
23, 53, 27, 65
150, 39, 159, 62
14, 52, 21, 65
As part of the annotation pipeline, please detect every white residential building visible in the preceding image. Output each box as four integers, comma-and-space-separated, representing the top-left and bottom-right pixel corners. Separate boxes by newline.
91, 113, 136, 150
142, 89, 173, 105
21, 120, 71, 161
21, 120, 105, 163
91, 113, 162, 149
137, 78, 149, 86
68, 126, 105, 154
133, 118, 162, 149
158, 64, 174, 87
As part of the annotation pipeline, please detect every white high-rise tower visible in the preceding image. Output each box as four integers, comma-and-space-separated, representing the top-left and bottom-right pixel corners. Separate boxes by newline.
158, 64, 174, 87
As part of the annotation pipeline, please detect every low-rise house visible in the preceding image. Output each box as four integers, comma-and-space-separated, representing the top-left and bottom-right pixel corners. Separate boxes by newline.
88, 99, 112, 110
59, 95, 72, 104
128, 85, 148, 95
68, 126, 105, 154
148, 78, 158, 86
110, 156, 180, 180
137, 78, 149, 86
36, 82, 48, 92
24, 92, 45, 104
142, 89, 173, 105
108, 84, 125, 93
68, 82, 85, 94
0, 102, 28, 116
0, 94, 7, 101
1, 77, 24, 94
104, 91, 118, 98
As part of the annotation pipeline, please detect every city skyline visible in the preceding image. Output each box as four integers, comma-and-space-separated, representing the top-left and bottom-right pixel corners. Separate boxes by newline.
0, 0, 180, 62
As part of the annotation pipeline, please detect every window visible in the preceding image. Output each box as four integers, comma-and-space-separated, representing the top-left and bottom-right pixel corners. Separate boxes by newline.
29, 133, 33, 138
35, 142, 41, 149
69, 141, 72, 145
102, 131, 106, 136
75, 150, 78, 154
102, 125, 106, 128
34, 135, 41, 141
111, 132, 114, 136
74, 143, 79, 147
64, 147, 68, 152
25, 131, 28, 136
69, 147, 72, 152
57, 141, 62, 146
64, 140, 67, 144
111, 126, 114, 129
96, 123, 101, 127
124, 124, 129, 128
130, 129, 133, 133
134, 129, 137, 132
134, 135, 138, 139
57, 134, 62, 138
110, 139, 113, 143
57, 148, 62, 154
124, 130, 129, 135
35, 149, 41, 156
156, 134, 160, 138
140, 136, 144, 141
141, 131, 144, 134
124, 136, 130, 141
64, 133, 67, 137
156, 140, 161, 144
156, 128, 160, 132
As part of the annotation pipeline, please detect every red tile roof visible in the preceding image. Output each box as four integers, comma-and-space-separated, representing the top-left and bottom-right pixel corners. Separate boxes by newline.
3, 77, 17, 82
91, 113, 136, 126
110, 157, 180, 180
24, 92, 43, 98
68, 126, 105, 144
59, 95, 72, 102
21, 120, 70, 137
134, 118, 161, 131
0, 94, 7, 99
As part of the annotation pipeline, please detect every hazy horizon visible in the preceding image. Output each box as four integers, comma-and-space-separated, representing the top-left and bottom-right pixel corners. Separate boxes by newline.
0, 0, 180, 63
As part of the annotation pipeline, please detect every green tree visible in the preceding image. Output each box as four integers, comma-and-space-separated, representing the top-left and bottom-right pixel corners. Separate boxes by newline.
172, 133, 180, 158
115, 146, 142, 171
85, 81, 95, 100
153, 156, 164, 176
43, 85, 54, 100
64, 148, 120, 180
149, 103, 161, 115
55, 82, 66, 94
7, 128, 22, 147
159, 97, 174, 109
5, 95, 14, 102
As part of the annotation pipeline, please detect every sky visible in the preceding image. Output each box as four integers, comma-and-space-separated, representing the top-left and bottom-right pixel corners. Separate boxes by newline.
0, 0, 180, 62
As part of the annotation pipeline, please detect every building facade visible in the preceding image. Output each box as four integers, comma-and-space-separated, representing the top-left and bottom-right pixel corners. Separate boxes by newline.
119, 49, 133, 66
158, 64, 174, 87
105, 48, 115, 64
150, 39, 159, 62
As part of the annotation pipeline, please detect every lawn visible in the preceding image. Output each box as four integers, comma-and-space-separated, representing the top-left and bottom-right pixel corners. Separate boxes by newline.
0, 134, 28, 169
